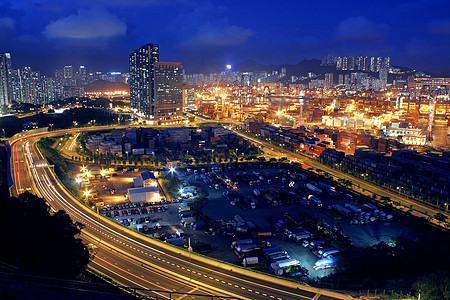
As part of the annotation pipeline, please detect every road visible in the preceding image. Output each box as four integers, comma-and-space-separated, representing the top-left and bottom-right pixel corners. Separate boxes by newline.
235, 130, 450, 228
9, 127, 353, 300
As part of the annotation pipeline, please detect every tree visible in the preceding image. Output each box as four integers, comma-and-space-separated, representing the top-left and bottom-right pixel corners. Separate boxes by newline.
413, 272, 450, 300
0, 192, 90, 279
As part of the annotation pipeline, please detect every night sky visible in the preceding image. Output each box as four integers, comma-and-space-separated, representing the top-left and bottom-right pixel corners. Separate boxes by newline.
1, 0, 450, 75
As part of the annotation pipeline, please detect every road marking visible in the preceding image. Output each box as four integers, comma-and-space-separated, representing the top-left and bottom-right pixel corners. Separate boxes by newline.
177, 287, 199, 300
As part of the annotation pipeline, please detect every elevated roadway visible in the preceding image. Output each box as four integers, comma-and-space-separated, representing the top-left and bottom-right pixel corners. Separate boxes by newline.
9, 127, 353, 300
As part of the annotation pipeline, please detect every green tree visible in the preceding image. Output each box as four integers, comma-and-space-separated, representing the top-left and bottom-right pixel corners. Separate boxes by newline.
0, 192, 90, 279
413, 272, 450, 300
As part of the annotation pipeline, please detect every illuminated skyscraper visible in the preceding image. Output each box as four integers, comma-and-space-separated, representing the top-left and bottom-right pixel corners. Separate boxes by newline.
155, 62, 183, 123
129, 43, 160, 120
324, 73, 334, 90
129, 43, 183, 124
0, 53, 11, 106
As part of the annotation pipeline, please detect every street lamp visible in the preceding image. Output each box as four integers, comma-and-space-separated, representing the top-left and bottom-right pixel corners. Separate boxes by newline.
49, 123, 54, 131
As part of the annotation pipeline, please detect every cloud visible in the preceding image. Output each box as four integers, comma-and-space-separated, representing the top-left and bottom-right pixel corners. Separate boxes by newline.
335, 16, 389, 42
183, 24, 254, 47
44, 8, 126, 39
0, 17, 15, 29
428, 19, 450, 35
172, 5, 254, 48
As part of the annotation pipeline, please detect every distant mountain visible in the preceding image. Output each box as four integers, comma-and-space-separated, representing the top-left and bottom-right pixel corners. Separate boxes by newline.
185, 58, 428, 81
234, 58, 329, 76
83, 80, 129, 92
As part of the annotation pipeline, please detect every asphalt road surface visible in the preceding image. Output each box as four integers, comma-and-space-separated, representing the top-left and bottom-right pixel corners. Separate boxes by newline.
9, 128, 353, 300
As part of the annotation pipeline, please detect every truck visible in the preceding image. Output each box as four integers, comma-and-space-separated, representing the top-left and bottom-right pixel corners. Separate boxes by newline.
345, 203, 362, 214
344, 193, 353, 200
318, 183, 337, 196
332, 204, 352, 217
322, 249, 340, 258
179, 211, 191, 219
262, 247, 288, 260
165, 237, 185, 247
179, 206, 190, 212
274, 220, 286, 231
293, 231, 313, 242
308, 195, 322, 207
306, 183, 323, 195
317, 247, 337, 257
247, 196, 258, 209
231, 239, 253, 252
270, 258, 304, 277
193, 221, 206, 230
181, 216, 195, 226
191, 243, 211, 253
313, 257, 337, 270
290, 173, 308, 181
264, 193, 278, 206
242, 257, 258, 267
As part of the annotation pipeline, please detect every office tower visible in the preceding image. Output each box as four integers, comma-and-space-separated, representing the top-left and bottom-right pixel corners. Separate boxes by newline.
129, 43, 160, 120
78, 65, 87, 86
155, 62, 183, 123
0, 53, 11, 106
324, 73, 334, 90
63, 65, 75, 87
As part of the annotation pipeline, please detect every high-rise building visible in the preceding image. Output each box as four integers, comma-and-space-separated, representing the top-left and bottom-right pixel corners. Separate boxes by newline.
130, 43, 184, 124
324, 73, 334, 90
155, 62, 183, 123
342, 57, 348, 70
356, 56, 369, 71
63, 65, 74, 87
348, 56, 355, 70
78, 65, 87, 86
369, 57, 376, 72
129, 43, 160, 120
376, 57, 382, 72
379, 62, 388, 89
383, 57, 391, 69
0, 53, 11, 106
4, 53, 11, 69
336, 57, 343, 70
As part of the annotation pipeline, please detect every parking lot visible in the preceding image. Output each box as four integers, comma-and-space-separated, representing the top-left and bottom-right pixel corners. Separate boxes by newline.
100, 163, 417, 280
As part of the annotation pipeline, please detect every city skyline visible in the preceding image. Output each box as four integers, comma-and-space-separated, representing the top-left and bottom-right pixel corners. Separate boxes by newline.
1, 1, 450, 75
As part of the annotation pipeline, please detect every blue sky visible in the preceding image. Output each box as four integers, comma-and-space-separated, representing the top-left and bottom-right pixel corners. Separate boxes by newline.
1, 0, 450, 75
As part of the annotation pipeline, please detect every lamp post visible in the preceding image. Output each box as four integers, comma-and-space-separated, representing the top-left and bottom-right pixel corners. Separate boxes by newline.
49, 123, 54, 131
84, 190, 90, 204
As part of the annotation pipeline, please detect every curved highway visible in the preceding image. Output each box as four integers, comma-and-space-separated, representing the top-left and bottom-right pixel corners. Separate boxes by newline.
9, 128, 354, 300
